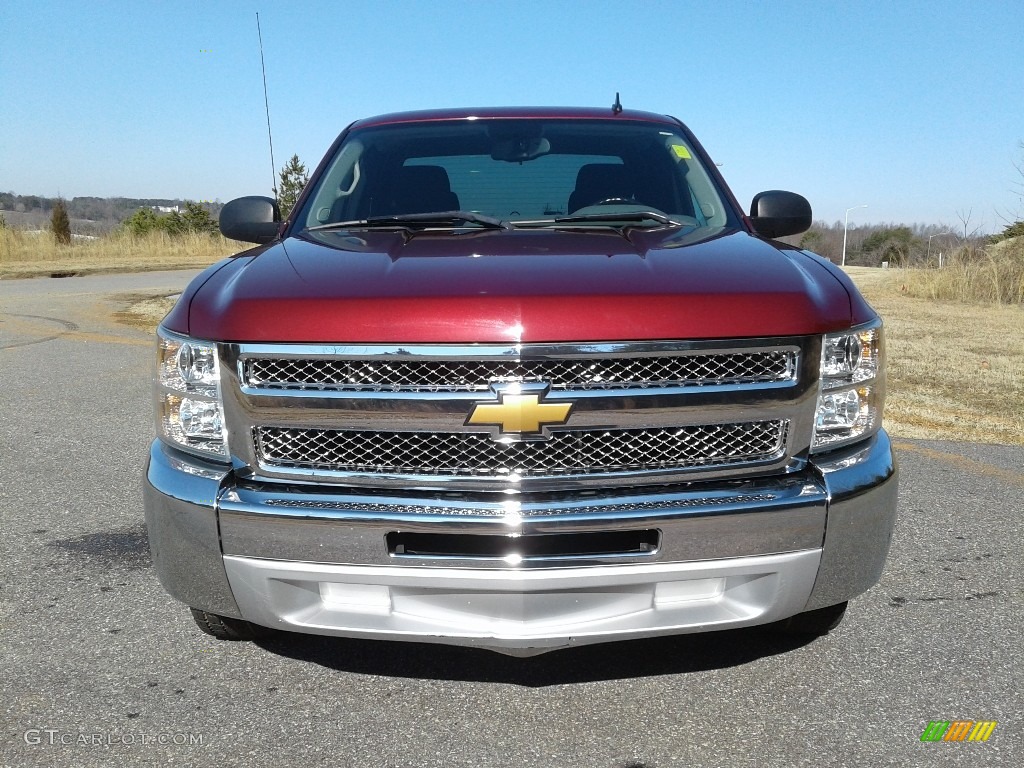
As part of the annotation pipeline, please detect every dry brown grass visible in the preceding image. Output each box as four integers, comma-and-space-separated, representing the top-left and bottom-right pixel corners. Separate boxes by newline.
891, 238, 1024, 305
0, 228, 243, 278
846, 266, 1024, 446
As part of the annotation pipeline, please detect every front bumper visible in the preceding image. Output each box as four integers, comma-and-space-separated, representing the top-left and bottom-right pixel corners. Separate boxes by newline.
144, 432, 897, 655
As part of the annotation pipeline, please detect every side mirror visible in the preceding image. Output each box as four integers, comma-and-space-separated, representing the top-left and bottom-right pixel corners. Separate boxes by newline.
219, 196, 281, 244
749, 190, 812, 238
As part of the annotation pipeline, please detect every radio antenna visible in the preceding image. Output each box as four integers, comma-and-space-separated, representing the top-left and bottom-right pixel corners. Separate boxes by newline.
256, 12, 278, 199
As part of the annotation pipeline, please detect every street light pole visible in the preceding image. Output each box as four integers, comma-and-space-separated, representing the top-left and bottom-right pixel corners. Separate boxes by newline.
841, 204, 867, 268
928, 232, 951, 266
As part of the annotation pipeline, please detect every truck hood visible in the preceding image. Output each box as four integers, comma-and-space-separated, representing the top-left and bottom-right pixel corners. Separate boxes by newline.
183, 227, 856, 343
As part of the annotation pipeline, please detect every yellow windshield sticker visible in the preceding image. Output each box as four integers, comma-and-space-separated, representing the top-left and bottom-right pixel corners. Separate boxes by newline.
671, 144, 692, 159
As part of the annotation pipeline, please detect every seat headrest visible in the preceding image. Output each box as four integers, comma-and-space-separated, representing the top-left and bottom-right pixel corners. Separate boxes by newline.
569, 163, 633, 212
397, 165, 454, 193
378, 165, 460, 215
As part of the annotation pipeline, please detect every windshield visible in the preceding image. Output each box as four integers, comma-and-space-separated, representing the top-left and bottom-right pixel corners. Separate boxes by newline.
295, 118, 735, 231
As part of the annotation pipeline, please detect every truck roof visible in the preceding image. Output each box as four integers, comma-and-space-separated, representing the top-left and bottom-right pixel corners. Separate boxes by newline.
351, 106, 682, 129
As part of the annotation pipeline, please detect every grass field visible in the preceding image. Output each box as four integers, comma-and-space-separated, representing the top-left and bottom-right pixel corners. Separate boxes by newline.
0, 228, 245, 278
846, 265, 1023, 446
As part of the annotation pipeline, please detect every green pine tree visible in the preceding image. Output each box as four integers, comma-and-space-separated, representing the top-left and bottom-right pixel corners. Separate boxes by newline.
121, 207, 161, 236
180, 201, 217, 235
51, 198, 72, 245
277, 154, 310, 219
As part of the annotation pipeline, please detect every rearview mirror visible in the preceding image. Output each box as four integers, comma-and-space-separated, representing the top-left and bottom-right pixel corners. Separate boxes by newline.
219, 196, 281, 244
749, 190, 812, 238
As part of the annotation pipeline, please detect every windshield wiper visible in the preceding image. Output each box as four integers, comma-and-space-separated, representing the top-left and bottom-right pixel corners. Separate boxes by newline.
309, 211, 511, 232
551, 211, 684, 227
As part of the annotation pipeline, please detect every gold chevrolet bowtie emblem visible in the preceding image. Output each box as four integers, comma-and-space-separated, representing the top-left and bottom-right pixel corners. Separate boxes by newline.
466, 385, 573, 438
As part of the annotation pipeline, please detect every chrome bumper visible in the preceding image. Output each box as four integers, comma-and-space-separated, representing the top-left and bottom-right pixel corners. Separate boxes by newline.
144, 432, 897, 655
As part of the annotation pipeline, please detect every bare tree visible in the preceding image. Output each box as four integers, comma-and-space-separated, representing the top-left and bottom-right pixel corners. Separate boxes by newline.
954, 207, 984, 242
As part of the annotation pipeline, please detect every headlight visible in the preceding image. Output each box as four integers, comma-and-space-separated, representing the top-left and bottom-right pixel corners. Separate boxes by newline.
155, 327, 228, 460
811, 320, 885, 453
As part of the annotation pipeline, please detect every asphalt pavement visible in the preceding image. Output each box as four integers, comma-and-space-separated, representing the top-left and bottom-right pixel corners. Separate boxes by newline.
1, 271, 1021, 767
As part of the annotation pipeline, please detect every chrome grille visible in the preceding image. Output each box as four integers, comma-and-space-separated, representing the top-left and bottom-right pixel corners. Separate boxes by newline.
254, 421, 789, 478
244, 351, 796, 392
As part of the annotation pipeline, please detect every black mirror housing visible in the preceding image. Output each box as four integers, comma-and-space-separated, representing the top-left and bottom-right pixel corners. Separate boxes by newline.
219, 196, 282, 244
749, 191, 812, 239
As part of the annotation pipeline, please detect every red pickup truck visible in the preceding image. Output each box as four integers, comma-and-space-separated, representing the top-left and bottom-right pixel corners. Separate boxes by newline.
144, 106, 897, 655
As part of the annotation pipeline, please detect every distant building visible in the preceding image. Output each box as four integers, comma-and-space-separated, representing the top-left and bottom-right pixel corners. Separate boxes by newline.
152, 205, 180, 214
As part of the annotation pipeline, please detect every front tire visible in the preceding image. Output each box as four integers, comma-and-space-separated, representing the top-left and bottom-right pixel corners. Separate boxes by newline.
775, 602, 848, 636
189, 608, 269, 640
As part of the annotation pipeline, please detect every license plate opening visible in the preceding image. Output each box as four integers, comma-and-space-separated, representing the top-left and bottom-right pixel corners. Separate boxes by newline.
386, 530, 660, 560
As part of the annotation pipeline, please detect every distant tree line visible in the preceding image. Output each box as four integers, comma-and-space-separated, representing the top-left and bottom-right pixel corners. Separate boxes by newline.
0, 192, 224, 234
779, 216, 1022, 267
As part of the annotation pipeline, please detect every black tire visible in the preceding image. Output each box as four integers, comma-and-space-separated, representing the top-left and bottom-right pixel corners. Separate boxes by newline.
774, 602, 848, 636
189, 608, 269, 641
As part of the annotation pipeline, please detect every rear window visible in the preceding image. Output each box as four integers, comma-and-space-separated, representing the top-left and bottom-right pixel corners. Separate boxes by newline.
405, 153, 619, 218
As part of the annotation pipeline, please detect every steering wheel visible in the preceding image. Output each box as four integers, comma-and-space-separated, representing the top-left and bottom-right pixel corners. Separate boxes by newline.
593, 197, 633, 206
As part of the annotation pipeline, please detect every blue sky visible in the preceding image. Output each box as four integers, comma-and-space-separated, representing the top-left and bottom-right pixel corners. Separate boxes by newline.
2, 0, 1022, 231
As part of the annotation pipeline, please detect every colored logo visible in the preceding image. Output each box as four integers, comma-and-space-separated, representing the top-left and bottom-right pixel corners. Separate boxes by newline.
920, 720, 997, 742
466, 383, 573, 439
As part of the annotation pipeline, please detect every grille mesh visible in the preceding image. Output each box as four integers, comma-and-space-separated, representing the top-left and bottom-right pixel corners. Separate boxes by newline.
245, 351, 795, 392
254, 421, 788, 477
